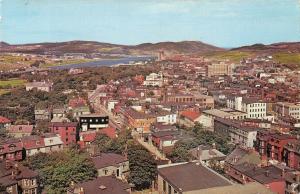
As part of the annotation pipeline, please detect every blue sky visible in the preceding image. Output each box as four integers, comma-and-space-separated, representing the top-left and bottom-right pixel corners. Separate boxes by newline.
1, 0, 300, 47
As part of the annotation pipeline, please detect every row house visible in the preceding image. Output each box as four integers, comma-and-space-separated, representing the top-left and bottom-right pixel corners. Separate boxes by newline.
0, 139, 23, 161
0, 160, 39, 194
123, 108, 156, 134
255, 130, 297, 163
21, 134, 64, 157
164, 93, 214, 109
214, 118, 259, 148
49, 122, 78, 145
79, 114, 109, 131
226, 163, 286, 194
283, 141, 300, 170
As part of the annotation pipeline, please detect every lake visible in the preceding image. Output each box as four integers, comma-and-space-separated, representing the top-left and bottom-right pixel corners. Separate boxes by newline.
51, 56, 156, 70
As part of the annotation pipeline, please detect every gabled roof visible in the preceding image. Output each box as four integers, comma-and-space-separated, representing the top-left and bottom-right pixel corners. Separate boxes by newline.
0, 116, 11, 124
180, 110, 201, 121
92, 153, 128, 169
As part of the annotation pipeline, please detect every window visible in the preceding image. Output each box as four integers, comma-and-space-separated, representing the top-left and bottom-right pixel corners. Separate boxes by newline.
168, 185, 172, 194
103, 169, 108, 175
163, 180, 166, 192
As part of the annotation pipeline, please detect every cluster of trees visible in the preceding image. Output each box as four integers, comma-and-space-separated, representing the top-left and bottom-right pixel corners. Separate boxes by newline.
23, 150, 97, 194
168, 123, 234, 163
92, 131, 157, 190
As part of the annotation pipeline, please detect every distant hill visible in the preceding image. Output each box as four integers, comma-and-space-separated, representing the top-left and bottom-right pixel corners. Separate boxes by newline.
232, 42, 300, 53
0, 40, 223, 55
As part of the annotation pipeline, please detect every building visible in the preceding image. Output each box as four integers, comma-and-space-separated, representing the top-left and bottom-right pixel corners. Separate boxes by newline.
25, 81, 53, 92
226, 163, 286, 194
189, 145, 226, 166
79, 114, 109, 131
52, 108, 67, 119
7, 125, 33, 138
0, 160, 39, 194
275, 102, 300, 119
91, 153, 129, 180
177, 110, 202, 128
49, 122, 78, 146
72, 106, 91, 119
165, 93, 214, 109
0, 116, 11, 129
124, 108, 156, 134
143, 72, 163, 87
21, 134, 64, 156
202, 108, 247, 127
66, 176, 131, 194
214, 118, 259, 148
285, 171, 300, 194
207, 61, 234, 77
157, 162, 274, 194
150, 109, 177, 125
34, 109, 51, 121
0, 139, 24, 161
255, 130, 297, 163
283, 141, 300, 170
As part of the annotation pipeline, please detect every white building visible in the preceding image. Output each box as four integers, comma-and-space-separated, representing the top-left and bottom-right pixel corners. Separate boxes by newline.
227, 96, 267, 120
275, 102, 300, 119
143, 72, 163, 87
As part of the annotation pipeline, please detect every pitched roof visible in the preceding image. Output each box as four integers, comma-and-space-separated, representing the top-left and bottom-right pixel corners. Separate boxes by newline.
225, 147, 261, 166
68, 176, 130, 194
180, 110, 201, 121
0, 116, 11, 124
92, 153, 127, 169
158, 162, 232, 192
7, 125, 33, 134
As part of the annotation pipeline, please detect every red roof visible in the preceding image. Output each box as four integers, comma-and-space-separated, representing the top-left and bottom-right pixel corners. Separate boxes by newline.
99, 127, 117, 139
180, 110, 201, 121
80, 131, 97, 142
0, 116, 11, 124
7, 125, 33, 134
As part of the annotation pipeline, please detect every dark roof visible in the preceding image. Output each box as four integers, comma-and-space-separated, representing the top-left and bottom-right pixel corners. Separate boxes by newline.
92, 153, 127, 169
68, 176, 130, 194
158, 162, 232, 192
225, 147, 261, 166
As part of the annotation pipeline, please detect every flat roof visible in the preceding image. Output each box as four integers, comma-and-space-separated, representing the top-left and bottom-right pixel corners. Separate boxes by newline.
158, 162, 232, 192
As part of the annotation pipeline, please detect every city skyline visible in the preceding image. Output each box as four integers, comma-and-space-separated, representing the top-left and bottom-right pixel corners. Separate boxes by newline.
1, 0, 300, 47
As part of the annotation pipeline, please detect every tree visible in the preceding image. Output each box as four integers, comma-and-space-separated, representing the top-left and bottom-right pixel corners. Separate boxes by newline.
23, 150, 97, 193
167, 140, 196, 163
127, 144, 157, 190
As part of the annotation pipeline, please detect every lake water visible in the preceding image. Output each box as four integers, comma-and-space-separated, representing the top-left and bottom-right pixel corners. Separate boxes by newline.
51, 56, 156, 70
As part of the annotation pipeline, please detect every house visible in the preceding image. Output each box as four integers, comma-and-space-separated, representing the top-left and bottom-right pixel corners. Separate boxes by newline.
124, 108, 156, 134
7, 124, 33, 138
157, 162, 274, 194
225, 147, 261, 167
255, 130, 297, 163
34, 109, 51, 121
78, 128, 117, 149
66, 176, 131, 194
21, 134, 64, 156
52, 108, 67, 119
25, 81, 53, 92
165, 93, 214, 109
0, 116, 11, 129
0, 160, 39, 194
285, 171, 300, 194
189, 145, 226, 165
49, 122, 78, 146
79, 114, 109, 131
150, 108, 177, 125
0, 139, 24, 161
150, 130, 181, 153
177, 110, 202, 128
283, 141, 300, 170
72, 106, 91, 119
91, 153, 129, 180
226, 163, 286, 194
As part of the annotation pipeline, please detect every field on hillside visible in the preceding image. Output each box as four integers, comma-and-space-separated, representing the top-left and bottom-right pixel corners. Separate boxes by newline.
203, 51, 253, 63
273, 53, 300, 66
0, 78, 27, 95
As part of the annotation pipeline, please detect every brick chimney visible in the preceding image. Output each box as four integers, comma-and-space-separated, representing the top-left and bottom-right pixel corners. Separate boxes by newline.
79, 187, 84, 194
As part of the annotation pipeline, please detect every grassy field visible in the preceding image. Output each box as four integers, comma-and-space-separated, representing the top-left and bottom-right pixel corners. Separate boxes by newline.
0, 79, 27, 88
273, 53, 300, 66
0, 55, 35, 71
203, 51, 253, 63
40, 59, 96, 67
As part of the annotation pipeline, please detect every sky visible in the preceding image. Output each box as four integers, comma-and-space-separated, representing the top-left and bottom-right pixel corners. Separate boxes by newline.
1, 0, 300, 48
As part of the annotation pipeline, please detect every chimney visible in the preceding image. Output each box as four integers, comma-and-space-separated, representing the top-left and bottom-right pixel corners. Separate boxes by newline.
197, 146, 202, 163
296, 172, 300, 183
265, 170, 270, 177
79, 187, 84, 194
281, 168, 285, 178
